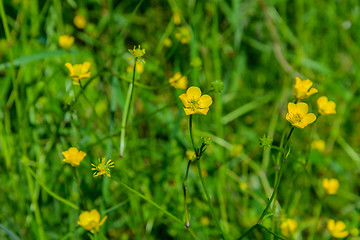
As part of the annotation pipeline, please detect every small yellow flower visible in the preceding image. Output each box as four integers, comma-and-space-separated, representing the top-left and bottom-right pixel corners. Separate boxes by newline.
280, 218, 298, 237
286, 102, 316, 128
74, 14, 86, 29
200, 216, 210, 226
175, 26, 191, 44
186, 150, 196, 161
322, 178, 339, 195
163, 38, 172, 47
126, 61, 144, 74
169, 72, 188, 89
77, 209, 107, 233
128, 45, 146, 63
65, 62, 91, 85
311, 139, 326, 152
91, 158, 115, 178
173, 11, 181, 25
62, 147, 86, 167
179, 86, 213, 115
327, 219, 349, 238
58, 35, 74, 50
317, 96, 336, 115
293, 77, 318, 99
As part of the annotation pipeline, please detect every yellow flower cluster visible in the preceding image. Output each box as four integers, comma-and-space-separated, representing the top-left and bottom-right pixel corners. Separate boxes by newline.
179, 86, 213, 115
77, 209, 107, 233
327, 219, 349, 238
322, 178, 339, 195
175, 26, 191, 44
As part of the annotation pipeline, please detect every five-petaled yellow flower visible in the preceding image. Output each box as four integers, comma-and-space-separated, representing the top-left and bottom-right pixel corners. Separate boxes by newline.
317, 96, 336, 115
280, 218, 298, 237
175, 26, 191, 44
65, 62, 91, 85
59, 35, 74, 50
62, 147, 86, 167
169, 72, 188, 89
91, 158, 115, 178
74, 14, 86, 29
322, 178, 339, 195
77, 209, 107, 233
286, 102, 316, 128
327, 219, 349, 238
179, 86, 213, 115
128, 45, 146, 63
293, 77, 318, 99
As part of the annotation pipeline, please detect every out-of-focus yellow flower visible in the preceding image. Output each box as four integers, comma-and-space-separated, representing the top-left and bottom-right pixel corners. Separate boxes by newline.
175, 26, 191, 44
163, 38, 172, 47
62, 147, 86, 167
91, 158, 115, 178
311, 139, 326, 152
59, 35, 74, 50
239, 181, 247, 191
322, 178, 339, 195
173, 11, 181, 25
231, 144, 243, 157
280, 218, 298, 237
128, 45, 145, 63
186, 150, 196, 161
179, 86, 213, 115
74, 14, 86, 29
65, 62, 91, 85
293, 77, 318, 99
200, 216, 210, 226
286, 102, 316, 128
327, 219, 349, 238
126, 61, 144, 75
317, 96, 336, 115
77, 209, 107, 233
169, 72, 188, 89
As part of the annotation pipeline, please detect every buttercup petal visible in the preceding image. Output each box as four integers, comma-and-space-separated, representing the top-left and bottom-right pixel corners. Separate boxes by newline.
184, 107, 195, 115
196, 108, 209, 115
297, 102, 309, 116
82, 62, 91, 73
328, 220, 335, 231
287, 102, 297, 114
302, 79, 313, 90
186, 86, 201, 99
179, 94, 190, 107
65, 63, 73, 73
198, 95, 213, 108
308, 88, 318, 96
317, 96, 327, 105
302, 113, 316, 125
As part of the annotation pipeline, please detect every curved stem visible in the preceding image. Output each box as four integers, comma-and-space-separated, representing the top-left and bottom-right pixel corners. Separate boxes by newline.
120, 59, 137, 157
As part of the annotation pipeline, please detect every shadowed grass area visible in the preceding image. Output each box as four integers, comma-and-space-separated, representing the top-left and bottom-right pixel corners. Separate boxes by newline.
0, 0, 359, 239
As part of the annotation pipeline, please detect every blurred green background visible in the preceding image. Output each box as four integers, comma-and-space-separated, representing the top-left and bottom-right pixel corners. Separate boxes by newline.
0, 0, 360, 239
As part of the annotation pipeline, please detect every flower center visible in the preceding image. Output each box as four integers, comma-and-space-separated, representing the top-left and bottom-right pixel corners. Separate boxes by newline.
293, 113, 302, 123
188, 99, 199, 109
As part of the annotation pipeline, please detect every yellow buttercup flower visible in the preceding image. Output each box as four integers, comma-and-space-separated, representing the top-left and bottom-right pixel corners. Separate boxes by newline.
280, 218, 298, 237
322, 178, 339, 195
128, 45, 145, 63
65, 62, 91, 85
317, 96, 336, 115
175, 26, 191, 44
126, 61, 144, 74
74, 14, 86, 29
286, 102, 316, 128
179, 86, 213, 115
91, 158, 115, 178
62, 147, 86, 167
169, 72, 188, 89
311, 139, 326, 152
163, 38, 172, 47
327, 219, 349, 238
58, 35, 74, 50
77, 209, 107, 233
293, 77, 318, 99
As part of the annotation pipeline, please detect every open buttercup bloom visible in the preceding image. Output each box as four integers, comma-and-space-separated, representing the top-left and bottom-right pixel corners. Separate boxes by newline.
327, 219, 349, 238
179, 86, 213, 115
286, 102, 316, 128
293, 77, 318, 99
59, 35, 74, 50
65, 62, 91, 85
128, 45, 145, 63
77, 209, 107, 233
317, 96, 336, 115
62, 147, 86, 167
169, 72, 188, 89
91, 158, 115, 178
322, 178, 339, 195
74, 14, 86, 29
280, 218, 298, 237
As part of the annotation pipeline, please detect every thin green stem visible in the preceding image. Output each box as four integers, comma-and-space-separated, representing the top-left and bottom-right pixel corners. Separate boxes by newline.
120, 59, 137, 157
183, 160, 192, 228
189, 115, 197, 154
73, 167, 88, 210
28, 168, 79, 210
111, 176, 199, 240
